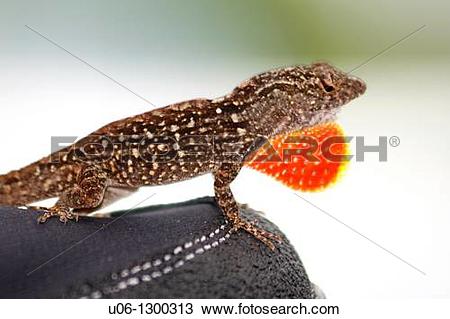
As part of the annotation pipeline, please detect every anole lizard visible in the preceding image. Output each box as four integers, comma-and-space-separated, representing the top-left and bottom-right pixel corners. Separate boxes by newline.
0, 62, 365, 249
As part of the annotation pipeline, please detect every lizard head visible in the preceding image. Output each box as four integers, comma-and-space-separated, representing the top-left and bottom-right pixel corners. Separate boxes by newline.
300, 62, 366, 109
287, 61, 366, 127
230, 62, 366, 133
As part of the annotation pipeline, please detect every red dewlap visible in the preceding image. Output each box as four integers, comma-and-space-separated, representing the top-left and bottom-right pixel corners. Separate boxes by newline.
246, 122, 349, 192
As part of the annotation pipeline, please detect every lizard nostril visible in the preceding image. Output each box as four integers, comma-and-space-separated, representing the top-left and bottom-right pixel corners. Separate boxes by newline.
356, 80, 366, 95
348, 77, 366, 95
360, 81, 367, 94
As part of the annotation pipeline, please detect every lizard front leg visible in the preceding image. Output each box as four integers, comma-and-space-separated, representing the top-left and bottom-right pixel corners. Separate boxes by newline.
37, 165, 109, 223
213, 163, 281, 250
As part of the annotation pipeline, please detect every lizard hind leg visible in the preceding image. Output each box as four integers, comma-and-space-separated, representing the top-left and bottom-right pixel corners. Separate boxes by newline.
213, 163, 281, 250
37, 165, 110, 223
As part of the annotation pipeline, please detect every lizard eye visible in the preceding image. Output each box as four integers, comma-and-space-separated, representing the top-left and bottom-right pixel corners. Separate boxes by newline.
319, 76, 335, 93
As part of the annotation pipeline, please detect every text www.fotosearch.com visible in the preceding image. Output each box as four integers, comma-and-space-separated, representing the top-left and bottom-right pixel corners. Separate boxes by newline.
200, 302, 339, 315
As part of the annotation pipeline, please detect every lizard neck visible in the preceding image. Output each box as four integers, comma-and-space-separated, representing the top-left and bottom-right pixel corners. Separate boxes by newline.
242, 91, 301, 138
246, 106, 292, 137
242, 91, 339, 138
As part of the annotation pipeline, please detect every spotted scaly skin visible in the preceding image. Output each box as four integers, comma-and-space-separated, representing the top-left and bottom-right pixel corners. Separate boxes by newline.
0, 62, 366, 249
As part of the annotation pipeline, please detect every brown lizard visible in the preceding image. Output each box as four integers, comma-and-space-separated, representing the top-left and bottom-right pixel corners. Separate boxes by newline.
0, 62, 365, 249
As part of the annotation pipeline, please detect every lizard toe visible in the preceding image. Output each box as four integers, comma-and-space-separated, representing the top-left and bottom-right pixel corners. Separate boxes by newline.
236, 220, 283, 251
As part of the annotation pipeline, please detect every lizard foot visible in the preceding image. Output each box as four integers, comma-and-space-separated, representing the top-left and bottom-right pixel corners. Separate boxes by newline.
234, 219, 282, 251
37, 206, 79, 224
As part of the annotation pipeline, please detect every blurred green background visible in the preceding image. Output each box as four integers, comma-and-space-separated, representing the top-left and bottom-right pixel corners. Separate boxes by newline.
2, 0, 448, 60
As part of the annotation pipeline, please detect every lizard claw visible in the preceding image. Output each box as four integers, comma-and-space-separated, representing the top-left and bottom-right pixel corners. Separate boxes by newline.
37, 211, 51, 224
235, 220, 283, 251
37, 206, 79, 224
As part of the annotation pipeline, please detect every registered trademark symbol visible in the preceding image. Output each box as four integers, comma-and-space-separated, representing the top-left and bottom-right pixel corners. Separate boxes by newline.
389, 136, 400, 147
